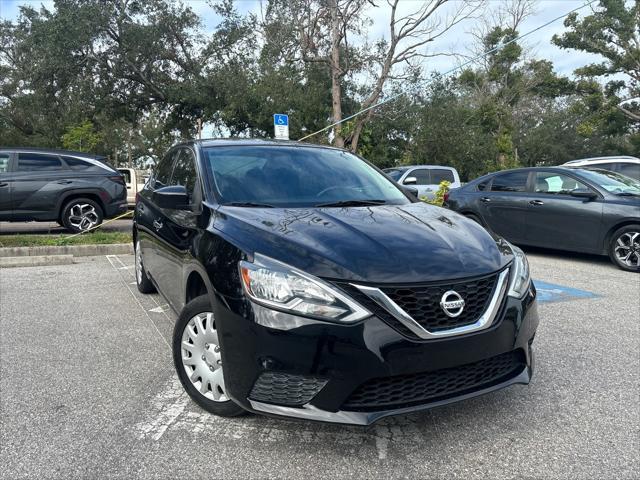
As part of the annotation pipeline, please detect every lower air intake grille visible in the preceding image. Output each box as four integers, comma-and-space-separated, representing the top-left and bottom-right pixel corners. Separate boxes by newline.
342, 350, 525, 411
249, 372, 328, 407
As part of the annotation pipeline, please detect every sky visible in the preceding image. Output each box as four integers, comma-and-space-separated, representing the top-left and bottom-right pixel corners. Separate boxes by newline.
0, 0, 601, 78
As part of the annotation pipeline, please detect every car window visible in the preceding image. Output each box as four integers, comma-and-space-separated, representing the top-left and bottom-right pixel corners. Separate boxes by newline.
477, 180, 489, 191
384, 169, 404, 181
534, 172, 588, 195
171, 148, 198, 198
203, 146, 409, 208
118, 169, 131, 183
409, 169, 430, 185
16, 153, 64, 172
490, 171, 529, 192
575, 168, 640, 195
430, 169, 455, 184
153, 153, 174, 189
0, 153, 9, 173
617, 163, 640, 180
62, 156, 101, 172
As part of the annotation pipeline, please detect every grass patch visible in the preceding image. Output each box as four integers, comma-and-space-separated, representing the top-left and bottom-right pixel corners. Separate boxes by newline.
0, 231, 132, 248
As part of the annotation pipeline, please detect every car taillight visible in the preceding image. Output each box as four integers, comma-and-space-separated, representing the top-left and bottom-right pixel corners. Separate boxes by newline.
443, 191, 450, 203
135, 192, 140, 204
108, 175, 125, 185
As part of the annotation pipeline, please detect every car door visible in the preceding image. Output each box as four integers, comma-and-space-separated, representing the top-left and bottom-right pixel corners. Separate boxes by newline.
523, 170, 603, 253
10, 152, 71, 220
403, 168, 431, 198
154, 147, 202, 309
476, 170, 530, 243
0, 152, 12, 220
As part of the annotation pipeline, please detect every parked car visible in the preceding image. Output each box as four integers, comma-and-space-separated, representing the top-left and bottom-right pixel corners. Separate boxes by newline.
562, 156, 640, 180
0, 148, 127, 233
117, 167, 149, 207
383, 165, 461, 199
133, 139, 538, 425
445, 167, 640, 271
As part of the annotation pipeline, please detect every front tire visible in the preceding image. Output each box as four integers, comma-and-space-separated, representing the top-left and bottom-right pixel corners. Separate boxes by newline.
172, 295, 245, 417
61, 197, 103, 233
134, 240, 156, 293
608, 225, 640, 272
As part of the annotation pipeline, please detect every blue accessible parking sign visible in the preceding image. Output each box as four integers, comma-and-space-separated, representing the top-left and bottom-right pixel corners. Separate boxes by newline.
273, 113, 289, 140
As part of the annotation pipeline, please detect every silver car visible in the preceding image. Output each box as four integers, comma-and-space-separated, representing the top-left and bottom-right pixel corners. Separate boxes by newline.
384, 165, 461, 200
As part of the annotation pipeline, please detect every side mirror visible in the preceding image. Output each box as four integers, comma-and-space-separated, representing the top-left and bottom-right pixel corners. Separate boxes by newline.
403, 176, 417, 185
403, 186, 419, 199
570, 188, 597, 200
153, 185, 190, 210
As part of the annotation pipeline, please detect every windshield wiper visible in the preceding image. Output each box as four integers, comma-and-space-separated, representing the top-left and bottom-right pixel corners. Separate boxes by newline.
224, 201, 275, 208
315, 199, 388, 208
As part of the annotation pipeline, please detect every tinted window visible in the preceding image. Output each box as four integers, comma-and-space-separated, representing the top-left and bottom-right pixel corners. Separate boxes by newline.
576, 168, 640, 195
62, 156, 93, 171
409, 169, 430, 185
384, 169, 404, 181
490, 171, 529, 192
430, 169, 455, 184
617, 163, 640, 180
118, 169, 131, 183
153, 153, 174, 189
534, 172, 587, 195
0, 153, 9, 173
477, 180, 489, 191
17, 153, 63, 171
591, 162, 616, 173
204, 146, 409, 208
171, 149, 198, 198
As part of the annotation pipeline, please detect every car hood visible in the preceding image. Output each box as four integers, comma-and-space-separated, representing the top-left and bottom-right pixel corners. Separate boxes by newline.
213, 203, 513, 284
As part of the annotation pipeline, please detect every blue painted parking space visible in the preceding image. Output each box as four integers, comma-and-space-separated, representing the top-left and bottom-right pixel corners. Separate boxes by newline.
533, 280, 598, 303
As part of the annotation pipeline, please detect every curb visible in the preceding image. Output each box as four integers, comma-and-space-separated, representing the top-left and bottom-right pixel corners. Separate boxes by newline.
0, 255, 75, 268
0, 243, 132, 260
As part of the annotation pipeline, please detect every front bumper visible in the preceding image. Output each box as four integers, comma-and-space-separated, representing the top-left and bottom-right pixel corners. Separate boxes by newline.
214, 284, 538, 426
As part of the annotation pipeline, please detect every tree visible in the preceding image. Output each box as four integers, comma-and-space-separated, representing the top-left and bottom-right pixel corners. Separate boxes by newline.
61, 120, 103, 152
552, 0, 640, 122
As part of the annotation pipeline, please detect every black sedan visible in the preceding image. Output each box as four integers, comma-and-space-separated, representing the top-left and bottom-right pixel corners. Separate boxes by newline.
445, 167, 640, 272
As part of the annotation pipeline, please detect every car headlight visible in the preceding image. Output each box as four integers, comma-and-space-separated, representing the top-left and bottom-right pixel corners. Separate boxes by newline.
239, 254, 370, 323
507, 244, 531, 298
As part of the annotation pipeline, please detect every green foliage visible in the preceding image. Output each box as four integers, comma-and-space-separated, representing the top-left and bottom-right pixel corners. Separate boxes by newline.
61, 121, 102, 152
421, 181, 451, 207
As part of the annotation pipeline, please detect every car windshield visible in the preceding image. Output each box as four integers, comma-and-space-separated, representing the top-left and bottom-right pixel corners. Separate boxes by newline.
576, 168, 640, 195
203, 145, 410, 208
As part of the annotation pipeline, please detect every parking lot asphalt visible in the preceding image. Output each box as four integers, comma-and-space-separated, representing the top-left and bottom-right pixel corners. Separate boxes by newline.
0, 218, 133, 235
0, 251, 638, 479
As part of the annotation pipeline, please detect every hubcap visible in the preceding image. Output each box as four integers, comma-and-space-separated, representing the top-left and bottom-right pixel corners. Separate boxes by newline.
180, 312, 227, 402
135, 241, 143, 285
68, 203, 99, 231
614, 231, 640, 268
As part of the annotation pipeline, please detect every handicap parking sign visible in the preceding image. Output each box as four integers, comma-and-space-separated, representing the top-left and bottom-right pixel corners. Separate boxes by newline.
273, 114, 289, 140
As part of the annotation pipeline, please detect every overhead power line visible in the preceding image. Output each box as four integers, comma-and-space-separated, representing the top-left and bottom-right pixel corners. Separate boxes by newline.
297, 0, 598, 143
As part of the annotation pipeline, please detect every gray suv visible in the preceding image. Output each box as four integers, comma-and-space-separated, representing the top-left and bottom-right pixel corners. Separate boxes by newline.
0, 148, 127, 232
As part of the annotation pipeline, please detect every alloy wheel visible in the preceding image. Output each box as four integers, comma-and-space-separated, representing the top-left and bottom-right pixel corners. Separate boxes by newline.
67, 203, 99, 231
180, 312, 228, 402
614, 231, 640, 268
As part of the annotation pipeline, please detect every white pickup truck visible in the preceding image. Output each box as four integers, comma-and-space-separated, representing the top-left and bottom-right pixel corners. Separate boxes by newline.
117, 168, 149, 207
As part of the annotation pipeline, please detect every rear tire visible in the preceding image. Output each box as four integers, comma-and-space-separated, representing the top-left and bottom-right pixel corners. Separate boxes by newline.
608, 225, 640, 272
134, 240, 156, 293
173, 295, 245, 417
61, 197, 103, 233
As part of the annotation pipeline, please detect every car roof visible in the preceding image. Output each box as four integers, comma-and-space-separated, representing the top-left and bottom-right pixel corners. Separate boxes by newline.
563, 156, 640, 165
0, 147, 107, 160
177, 138, 345, 151
384, 165, 457, 170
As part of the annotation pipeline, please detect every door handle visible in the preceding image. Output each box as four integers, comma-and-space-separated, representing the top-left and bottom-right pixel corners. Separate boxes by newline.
57, 180, 72, 184
153, 219, 163, 230
529, 200, 544, 206
480, 197, 491, 203
0, 182, 8, 187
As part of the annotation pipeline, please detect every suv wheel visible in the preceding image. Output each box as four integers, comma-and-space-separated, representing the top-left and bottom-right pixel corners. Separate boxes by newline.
173, 295, 245, 417
609, 225, 640, 272
61, 198, 103, 233
134, 240, 155, 293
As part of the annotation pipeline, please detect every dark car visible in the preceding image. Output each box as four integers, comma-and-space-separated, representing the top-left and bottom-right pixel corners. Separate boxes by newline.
133, 139, 538, 425
445, 167, 640, 272
0, 148, 127, 232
